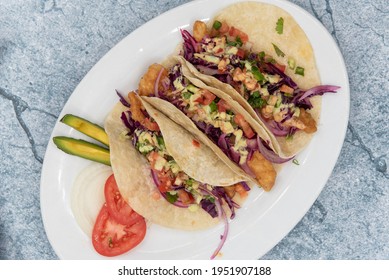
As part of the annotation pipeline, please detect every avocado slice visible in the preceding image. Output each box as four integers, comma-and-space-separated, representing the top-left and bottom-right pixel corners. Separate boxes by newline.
53, 136, 111, 166
60, 114, 109, 147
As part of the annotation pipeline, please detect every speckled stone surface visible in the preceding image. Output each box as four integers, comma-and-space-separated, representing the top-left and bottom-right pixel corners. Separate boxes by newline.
0, 0, 388, 260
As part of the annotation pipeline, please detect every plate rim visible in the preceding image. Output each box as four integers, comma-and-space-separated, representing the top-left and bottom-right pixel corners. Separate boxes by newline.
40, 0, 350, 260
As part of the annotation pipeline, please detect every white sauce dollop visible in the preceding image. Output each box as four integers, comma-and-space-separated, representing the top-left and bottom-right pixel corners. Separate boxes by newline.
71, 163, 113, 237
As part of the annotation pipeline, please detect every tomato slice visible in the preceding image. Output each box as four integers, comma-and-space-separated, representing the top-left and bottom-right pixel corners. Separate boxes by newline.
104, 174, 143, 226
92, 204, 146, 257
234, 114, 255, 138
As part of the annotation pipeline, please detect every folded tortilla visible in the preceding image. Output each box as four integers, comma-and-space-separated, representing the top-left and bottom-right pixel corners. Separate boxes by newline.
105, 98, 245, 230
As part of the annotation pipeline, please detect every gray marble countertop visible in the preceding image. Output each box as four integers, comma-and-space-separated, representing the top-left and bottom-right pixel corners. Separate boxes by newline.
0, 0, 388, 260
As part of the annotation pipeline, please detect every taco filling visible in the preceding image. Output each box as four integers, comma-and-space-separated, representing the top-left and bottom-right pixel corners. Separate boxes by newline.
180, 20, 339, 139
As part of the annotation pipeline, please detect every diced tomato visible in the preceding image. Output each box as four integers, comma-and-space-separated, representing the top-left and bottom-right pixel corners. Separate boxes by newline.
280, 84, 294, 94
177, 189, 194, 205
234, 114, 255, 138
143, 118, 160, 131
217, 99, 231, 113
195, 90, 216, 105
104, 175, 143, 226
194, 96, 204, 104
147, 151, 159, 168
192, 139, 200, 148
229, 26, 249, 43
156, 170, 173, 193
201, 90, 216, 105
92, 204, 146, 257
274, 63, 286, 73
236, 48, 245, 59
219, 21, 230, 34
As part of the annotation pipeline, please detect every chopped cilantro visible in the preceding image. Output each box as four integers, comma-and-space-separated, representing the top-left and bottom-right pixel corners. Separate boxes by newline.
209, 101, 217, 113
272, 43, 285, 57
205, 195, 215, 203
157, 136, 165, 148
185, 178, 194, 187
235, 36, 243, 47
165, 192, 178, 204
276, 17, 284, 34
295, 66, 305, 76
226, 109, 234, 115
227, 40, 238, 47
258, 51, 265, 60
213, 20, 222, 30
251, 66, 266, 84
182, 91, 192, 99
248, 91, 266, 109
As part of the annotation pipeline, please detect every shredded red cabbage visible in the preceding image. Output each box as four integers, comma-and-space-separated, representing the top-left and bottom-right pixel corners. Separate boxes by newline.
256, 135, 294, 163
116, 89, 130, 107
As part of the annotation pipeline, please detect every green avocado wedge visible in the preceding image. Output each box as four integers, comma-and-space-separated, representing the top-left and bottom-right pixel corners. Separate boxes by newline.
53, 136, 111, 166
60, 114, 109, 147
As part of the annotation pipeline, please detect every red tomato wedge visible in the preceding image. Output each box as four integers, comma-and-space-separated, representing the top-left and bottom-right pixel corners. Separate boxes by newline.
104, 174, 143, 226
92, 204, 146, 257
201, 90, 216, 105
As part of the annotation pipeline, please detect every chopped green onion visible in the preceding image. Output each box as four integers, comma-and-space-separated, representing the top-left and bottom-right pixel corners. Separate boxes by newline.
258, 51, 265, 60
248, 91, 266, 109
295, 66, 305, 76
251, 66, 266, 84
182, 91, 192, 99
292, 159, 300, 165
165, 192, 178, 203
209, 101, 217, 113
213, 20, 222, 30
288, 57, 296, 70
185, 178, 194, 187
272, 43, 285, 57
276, 17, 284, 34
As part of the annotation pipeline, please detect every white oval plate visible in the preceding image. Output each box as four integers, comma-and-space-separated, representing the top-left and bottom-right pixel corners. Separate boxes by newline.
40, 0, 349, 259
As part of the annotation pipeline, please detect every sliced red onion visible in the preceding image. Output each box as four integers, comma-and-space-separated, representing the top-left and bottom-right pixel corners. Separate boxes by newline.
150, 169, 161, 188
195, 65, 221, 76
298, 85, 340, 102
210, 198, 229, 260
154, 68, 164, 98
240, 161, 256, 177
229, 147, 240, 164
257, 135, 294, 163
255, 109, 289, 137
116, 89, 130, 107
218, 134, 229, 151
241, 181, 250, 191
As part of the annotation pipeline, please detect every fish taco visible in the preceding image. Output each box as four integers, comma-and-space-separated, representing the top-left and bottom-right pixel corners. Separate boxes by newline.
179, 2, 339, 157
